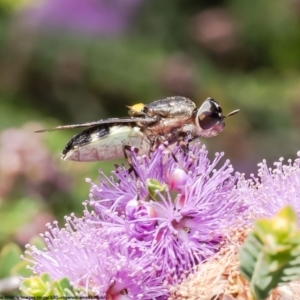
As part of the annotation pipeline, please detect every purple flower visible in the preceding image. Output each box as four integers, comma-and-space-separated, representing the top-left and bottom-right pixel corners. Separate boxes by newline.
25, 141, 250, 298
23, 0, 142, 36
24, 145, 300, 299
235, 153, 300, 221
88, 142, 247, 282
170, 152, 300, 298
24, 209, 168, 299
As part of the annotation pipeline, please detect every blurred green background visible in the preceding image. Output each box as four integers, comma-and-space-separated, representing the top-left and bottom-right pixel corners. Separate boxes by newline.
1, 0, 300, 294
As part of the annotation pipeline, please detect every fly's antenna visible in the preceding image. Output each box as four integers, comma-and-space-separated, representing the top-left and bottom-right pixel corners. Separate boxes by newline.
225, 109, 240, 118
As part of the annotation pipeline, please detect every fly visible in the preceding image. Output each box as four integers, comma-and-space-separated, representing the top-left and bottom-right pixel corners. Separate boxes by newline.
36, 96, 239, 162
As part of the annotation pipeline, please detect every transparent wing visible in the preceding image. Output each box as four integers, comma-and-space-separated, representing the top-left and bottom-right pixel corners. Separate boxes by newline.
35, 116, 156, 133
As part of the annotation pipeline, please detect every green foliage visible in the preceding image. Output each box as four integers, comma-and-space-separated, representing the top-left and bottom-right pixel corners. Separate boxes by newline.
0, 198, 44, 242
0, 243, 23, 278
0, 239, 45, 295
0, 243, 30, 295
0, 0, 33, 14
0, 241, 35, 278
239, 206, 300, 300
20, 273, 78, 297
229, 0, 300, 69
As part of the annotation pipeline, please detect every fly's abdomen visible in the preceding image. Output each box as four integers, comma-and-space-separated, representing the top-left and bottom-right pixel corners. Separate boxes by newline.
62, 124, 149, 162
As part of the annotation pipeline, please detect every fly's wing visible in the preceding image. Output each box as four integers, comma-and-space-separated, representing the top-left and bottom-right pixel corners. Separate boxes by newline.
35, 116, 156, 133
144, 96, 196, 119
62, 123, 150, 162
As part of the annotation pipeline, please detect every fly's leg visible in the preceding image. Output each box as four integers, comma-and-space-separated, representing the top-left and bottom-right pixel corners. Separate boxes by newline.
178, 135, 193, 155
179, 140, 189, 155
178, 133, 195, 155
177, 135, 197, 170
163, 143, 178, 163
150, 136, 179, 163
123, 145, 141, 199
122, 145, 139, 178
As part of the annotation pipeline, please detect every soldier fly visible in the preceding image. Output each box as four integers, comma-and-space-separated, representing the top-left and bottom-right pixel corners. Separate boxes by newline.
36, 96, 239, 162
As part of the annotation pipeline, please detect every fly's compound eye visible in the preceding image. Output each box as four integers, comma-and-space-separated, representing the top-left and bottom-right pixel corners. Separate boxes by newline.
196, 98, 223, 130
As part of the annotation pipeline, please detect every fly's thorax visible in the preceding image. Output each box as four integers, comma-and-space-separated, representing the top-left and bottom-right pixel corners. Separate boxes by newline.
143, 96, 196, 118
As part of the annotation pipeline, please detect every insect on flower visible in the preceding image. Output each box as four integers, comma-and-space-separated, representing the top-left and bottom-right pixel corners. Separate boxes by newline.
36, 96, 239, 162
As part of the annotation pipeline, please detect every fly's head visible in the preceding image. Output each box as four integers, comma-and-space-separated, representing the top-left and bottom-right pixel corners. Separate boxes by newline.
195, 98, 239, 138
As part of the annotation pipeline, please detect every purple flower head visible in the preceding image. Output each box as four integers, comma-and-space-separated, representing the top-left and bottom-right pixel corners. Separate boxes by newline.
170, 151, 300, 298
236, 152, 300, 221
25, 141, 253, 298
88, 141, 247, 282
24, 0, 142, 36
24, 208, 168, 299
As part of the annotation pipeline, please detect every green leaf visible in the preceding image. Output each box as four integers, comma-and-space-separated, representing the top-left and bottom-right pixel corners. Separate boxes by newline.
58, 278, 76, 296
11, 260, 32, 278
239, 205, 300, 299
20, 273, 77, 297
0, 243, 22, 278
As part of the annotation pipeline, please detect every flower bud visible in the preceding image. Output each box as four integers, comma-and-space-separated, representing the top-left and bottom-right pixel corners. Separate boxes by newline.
165, 168, 189, 192
146, 179, 167, 201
